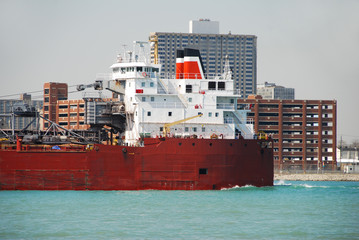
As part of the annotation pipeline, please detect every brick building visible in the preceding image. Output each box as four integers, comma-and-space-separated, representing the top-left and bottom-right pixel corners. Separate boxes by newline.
57, 99, 89, 130
238, 96, 337, 171
43, 82, 67, 129
43, 82, 90, 130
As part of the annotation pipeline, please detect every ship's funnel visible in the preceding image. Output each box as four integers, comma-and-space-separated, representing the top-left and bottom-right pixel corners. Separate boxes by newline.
175, 49, 184, 79
183, 48, 205, 79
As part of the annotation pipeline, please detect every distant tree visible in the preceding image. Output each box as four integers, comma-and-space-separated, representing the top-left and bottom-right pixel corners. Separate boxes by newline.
338, 139, 347, 148
350, 139, 359, 148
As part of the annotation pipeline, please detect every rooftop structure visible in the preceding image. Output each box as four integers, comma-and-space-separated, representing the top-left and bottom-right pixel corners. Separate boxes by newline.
189, 19, 219, 34
257, 82, 295, 100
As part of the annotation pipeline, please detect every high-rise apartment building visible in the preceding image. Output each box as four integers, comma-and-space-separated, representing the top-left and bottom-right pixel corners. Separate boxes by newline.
150, 20, 257, 98
257, 82, 295, 100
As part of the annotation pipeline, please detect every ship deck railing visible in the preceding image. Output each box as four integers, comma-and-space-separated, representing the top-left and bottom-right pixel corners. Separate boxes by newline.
160, 72, 236, 80
113, 71, 237, 80
146, 102, 237, 110
149, 102, 184, 109
217, 103, 235, 110
0, 143, 87, 152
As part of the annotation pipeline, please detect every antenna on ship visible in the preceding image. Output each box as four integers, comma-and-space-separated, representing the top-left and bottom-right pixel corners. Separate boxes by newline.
127, 51, 133, 62
133, 41, 150, 64
121, 44, 127, 61
116, 54, 122, 63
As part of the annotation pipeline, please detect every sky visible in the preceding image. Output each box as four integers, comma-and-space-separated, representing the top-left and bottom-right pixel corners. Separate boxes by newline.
0, 0, 358, 143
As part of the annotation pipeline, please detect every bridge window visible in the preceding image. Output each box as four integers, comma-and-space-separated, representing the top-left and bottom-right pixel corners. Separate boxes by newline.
208, 81, 216, 90
218, 82, 225, 90
186, 85, 192, 93
168, 112, 172, 116
199, 168, 208, 175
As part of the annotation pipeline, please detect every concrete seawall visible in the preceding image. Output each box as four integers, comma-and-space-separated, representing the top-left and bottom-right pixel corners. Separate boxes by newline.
274, 173, 359, 181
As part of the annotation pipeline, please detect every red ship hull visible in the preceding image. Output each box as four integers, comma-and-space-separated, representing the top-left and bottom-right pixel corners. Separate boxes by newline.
0, 137, 273, 190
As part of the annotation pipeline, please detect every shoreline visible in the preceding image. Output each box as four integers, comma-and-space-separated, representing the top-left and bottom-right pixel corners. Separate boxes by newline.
274, 173, 359, 181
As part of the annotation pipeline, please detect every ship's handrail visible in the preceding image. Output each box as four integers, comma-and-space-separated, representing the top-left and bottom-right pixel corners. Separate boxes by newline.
149, 102, 184, 109
224, 117, 234, 124
176, 87, 188, 108
111, 71, 235, 81
160, 72, 234, 80
217, 103, 235, 110
157, 77, 168, 93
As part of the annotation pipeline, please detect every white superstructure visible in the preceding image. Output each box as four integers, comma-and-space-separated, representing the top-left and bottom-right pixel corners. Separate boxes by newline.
108, 42, 254, 145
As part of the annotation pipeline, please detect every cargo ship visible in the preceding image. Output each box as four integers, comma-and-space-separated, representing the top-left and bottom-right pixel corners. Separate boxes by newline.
0, 41, 273, 190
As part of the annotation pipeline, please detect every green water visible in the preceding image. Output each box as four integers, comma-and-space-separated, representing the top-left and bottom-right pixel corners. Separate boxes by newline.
0, 181, 358, 239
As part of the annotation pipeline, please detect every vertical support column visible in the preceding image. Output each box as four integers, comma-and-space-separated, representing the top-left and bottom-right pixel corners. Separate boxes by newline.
318, 101, 323, 170
302, 101, 307, 172
77, 102, 80, 129
67, 101, 70, 128
332, 101, 337, 170
254, 100, 259, 134
278, 101, 283, 170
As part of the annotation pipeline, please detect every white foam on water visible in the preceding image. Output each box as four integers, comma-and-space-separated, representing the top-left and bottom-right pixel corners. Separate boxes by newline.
274, 180, 292, 186
220, 184, 256, 190
296, 183, 330, 189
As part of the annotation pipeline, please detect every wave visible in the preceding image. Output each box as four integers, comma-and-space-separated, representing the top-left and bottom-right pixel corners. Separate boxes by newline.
274, 180, 292, 186
274, 181, 358, 189
221, 185, 256, 191
294, 183, 330, 189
